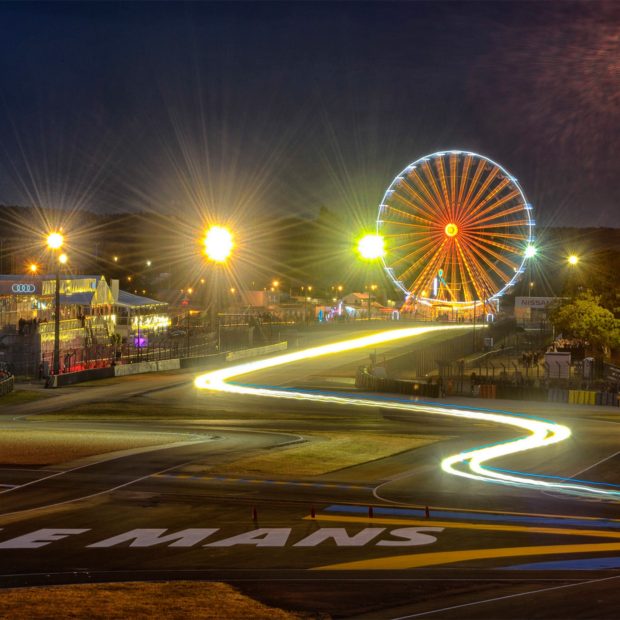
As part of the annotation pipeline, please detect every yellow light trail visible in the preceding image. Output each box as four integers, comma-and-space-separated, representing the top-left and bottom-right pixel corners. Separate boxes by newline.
194, 326, 619, 500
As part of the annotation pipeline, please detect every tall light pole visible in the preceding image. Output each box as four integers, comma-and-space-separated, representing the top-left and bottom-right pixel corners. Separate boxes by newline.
566, 254, 579, 298
525, 244, 537, 298
46, 232, 64, 375
357, 233, 385, 321
367, 284, 377, 321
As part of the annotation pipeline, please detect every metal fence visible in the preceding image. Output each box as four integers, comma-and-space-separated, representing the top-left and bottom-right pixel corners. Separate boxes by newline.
0, 373, 14, 396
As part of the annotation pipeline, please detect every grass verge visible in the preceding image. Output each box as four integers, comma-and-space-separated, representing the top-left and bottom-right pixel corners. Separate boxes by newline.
0, 582, 306, 619
0, 389, 56, 405
0, 429, 199, 466
209, 431, 441, 476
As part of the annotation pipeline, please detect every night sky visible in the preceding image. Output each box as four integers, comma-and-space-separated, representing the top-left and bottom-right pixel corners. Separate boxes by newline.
0, 1, 618, 228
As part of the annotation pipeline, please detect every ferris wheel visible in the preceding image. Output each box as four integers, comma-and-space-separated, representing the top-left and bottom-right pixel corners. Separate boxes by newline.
378, 150, 534, 308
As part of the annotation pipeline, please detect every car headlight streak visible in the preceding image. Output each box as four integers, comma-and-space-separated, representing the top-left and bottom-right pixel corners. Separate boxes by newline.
195, 327, 619, 500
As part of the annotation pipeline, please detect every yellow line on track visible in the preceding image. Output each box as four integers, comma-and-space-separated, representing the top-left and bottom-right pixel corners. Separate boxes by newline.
314, 542, 620, 571
304, 514, 620, 540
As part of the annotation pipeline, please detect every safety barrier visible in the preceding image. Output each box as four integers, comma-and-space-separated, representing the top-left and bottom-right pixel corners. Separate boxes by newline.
0, 374, 15, 396
546, 388, 618, 406
547, 387, 569, 403
495, 385, 549, 401
597, 391, 620, 406
479, 384, 496, 399
48, 366, 115, 388
568, 389, 597, 405
113, 359, 181, 377
355, 368, 440, 398
45, 342, 289, 387
225, 341, 288, 362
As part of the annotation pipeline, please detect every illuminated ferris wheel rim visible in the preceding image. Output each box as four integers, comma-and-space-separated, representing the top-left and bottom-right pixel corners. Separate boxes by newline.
377, 149, 535, 309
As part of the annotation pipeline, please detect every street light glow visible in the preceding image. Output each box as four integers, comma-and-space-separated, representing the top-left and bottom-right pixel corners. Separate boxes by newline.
357, 234, 385, 260
568, 254, 579, 265
29, 263, 38, 273
58, 253, 68, 265
204, 226, 234, 262
46, 232, 64, 250
524, 244, 537, 258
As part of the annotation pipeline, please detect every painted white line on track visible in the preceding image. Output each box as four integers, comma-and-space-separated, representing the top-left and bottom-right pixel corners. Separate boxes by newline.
0, 440, 215, 518
541, 448, 620, 503
0, 438, 210, 496
568, 449, 620, 481
390, 574, 620, 619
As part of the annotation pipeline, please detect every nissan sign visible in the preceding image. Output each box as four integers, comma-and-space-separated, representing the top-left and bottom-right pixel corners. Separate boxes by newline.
514, 296, 556, 309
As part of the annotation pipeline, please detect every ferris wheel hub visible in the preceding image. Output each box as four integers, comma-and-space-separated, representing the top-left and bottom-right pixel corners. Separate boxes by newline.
444, 223, 458, 237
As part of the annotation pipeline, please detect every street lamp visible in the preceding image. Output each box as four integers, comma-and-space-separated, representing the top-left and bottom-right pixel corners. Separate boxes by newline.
46, 232, 64, 376
203, 225, 234, 349
204, 226, 233, 263
357, 233, 384, 320
357, 234, 385, 260
566, 254, 580, 298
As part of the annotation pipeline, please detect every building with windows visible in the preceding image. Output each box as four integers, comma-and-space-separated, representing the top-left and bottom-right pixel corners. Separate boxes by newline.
0, 274, 169, 375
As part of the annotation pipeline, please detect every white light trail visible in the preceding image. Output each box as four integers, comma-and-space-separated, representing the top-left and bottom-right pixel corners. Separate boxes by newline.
195, 326, 619, 500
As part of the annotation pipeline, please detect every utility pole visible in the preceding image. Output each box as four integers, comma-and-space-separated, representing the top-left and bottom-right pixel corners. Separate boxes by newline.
472, 299, 476, 353
53, 267, 61, 375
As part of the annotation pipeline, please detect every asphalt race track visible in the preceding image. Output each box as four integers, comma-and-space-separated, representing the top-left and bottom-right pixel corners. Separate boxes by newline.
1, 325, 620, 619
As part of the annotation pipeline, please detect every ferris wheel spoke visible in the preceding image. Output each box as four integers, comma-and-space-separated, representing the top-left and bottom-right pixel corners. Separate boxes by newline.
397, 177, 445, 222
449, 154, 458, 219
459, 158, 487, 217
460, 248, 506, 301
447, 242, 463, 301
389, 241, 439, 264
385, 231, 434, 244
465, 195, 523, 226
456, 154, 473, 208
400, 238, 447, 288
454, 240, 483, 302
434, 157, 453, 221
456, 240, 488, 301
467, 237, 519, 274
460, 166, 500, 222
420, 162, 447, 216
391, 237, 442, 269
410, 242, 449, 297
466, 218, 531, 231
467, 234, 520, 270
385, 201, 436, 227
460, 178, 513, 223
466, 230, 525, 241
463, 231, 522, 255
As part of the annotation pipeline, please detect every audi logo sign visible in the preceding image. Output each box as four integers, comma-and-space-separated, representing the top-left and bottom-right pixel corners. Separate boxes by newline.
11, 283, 36, 294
